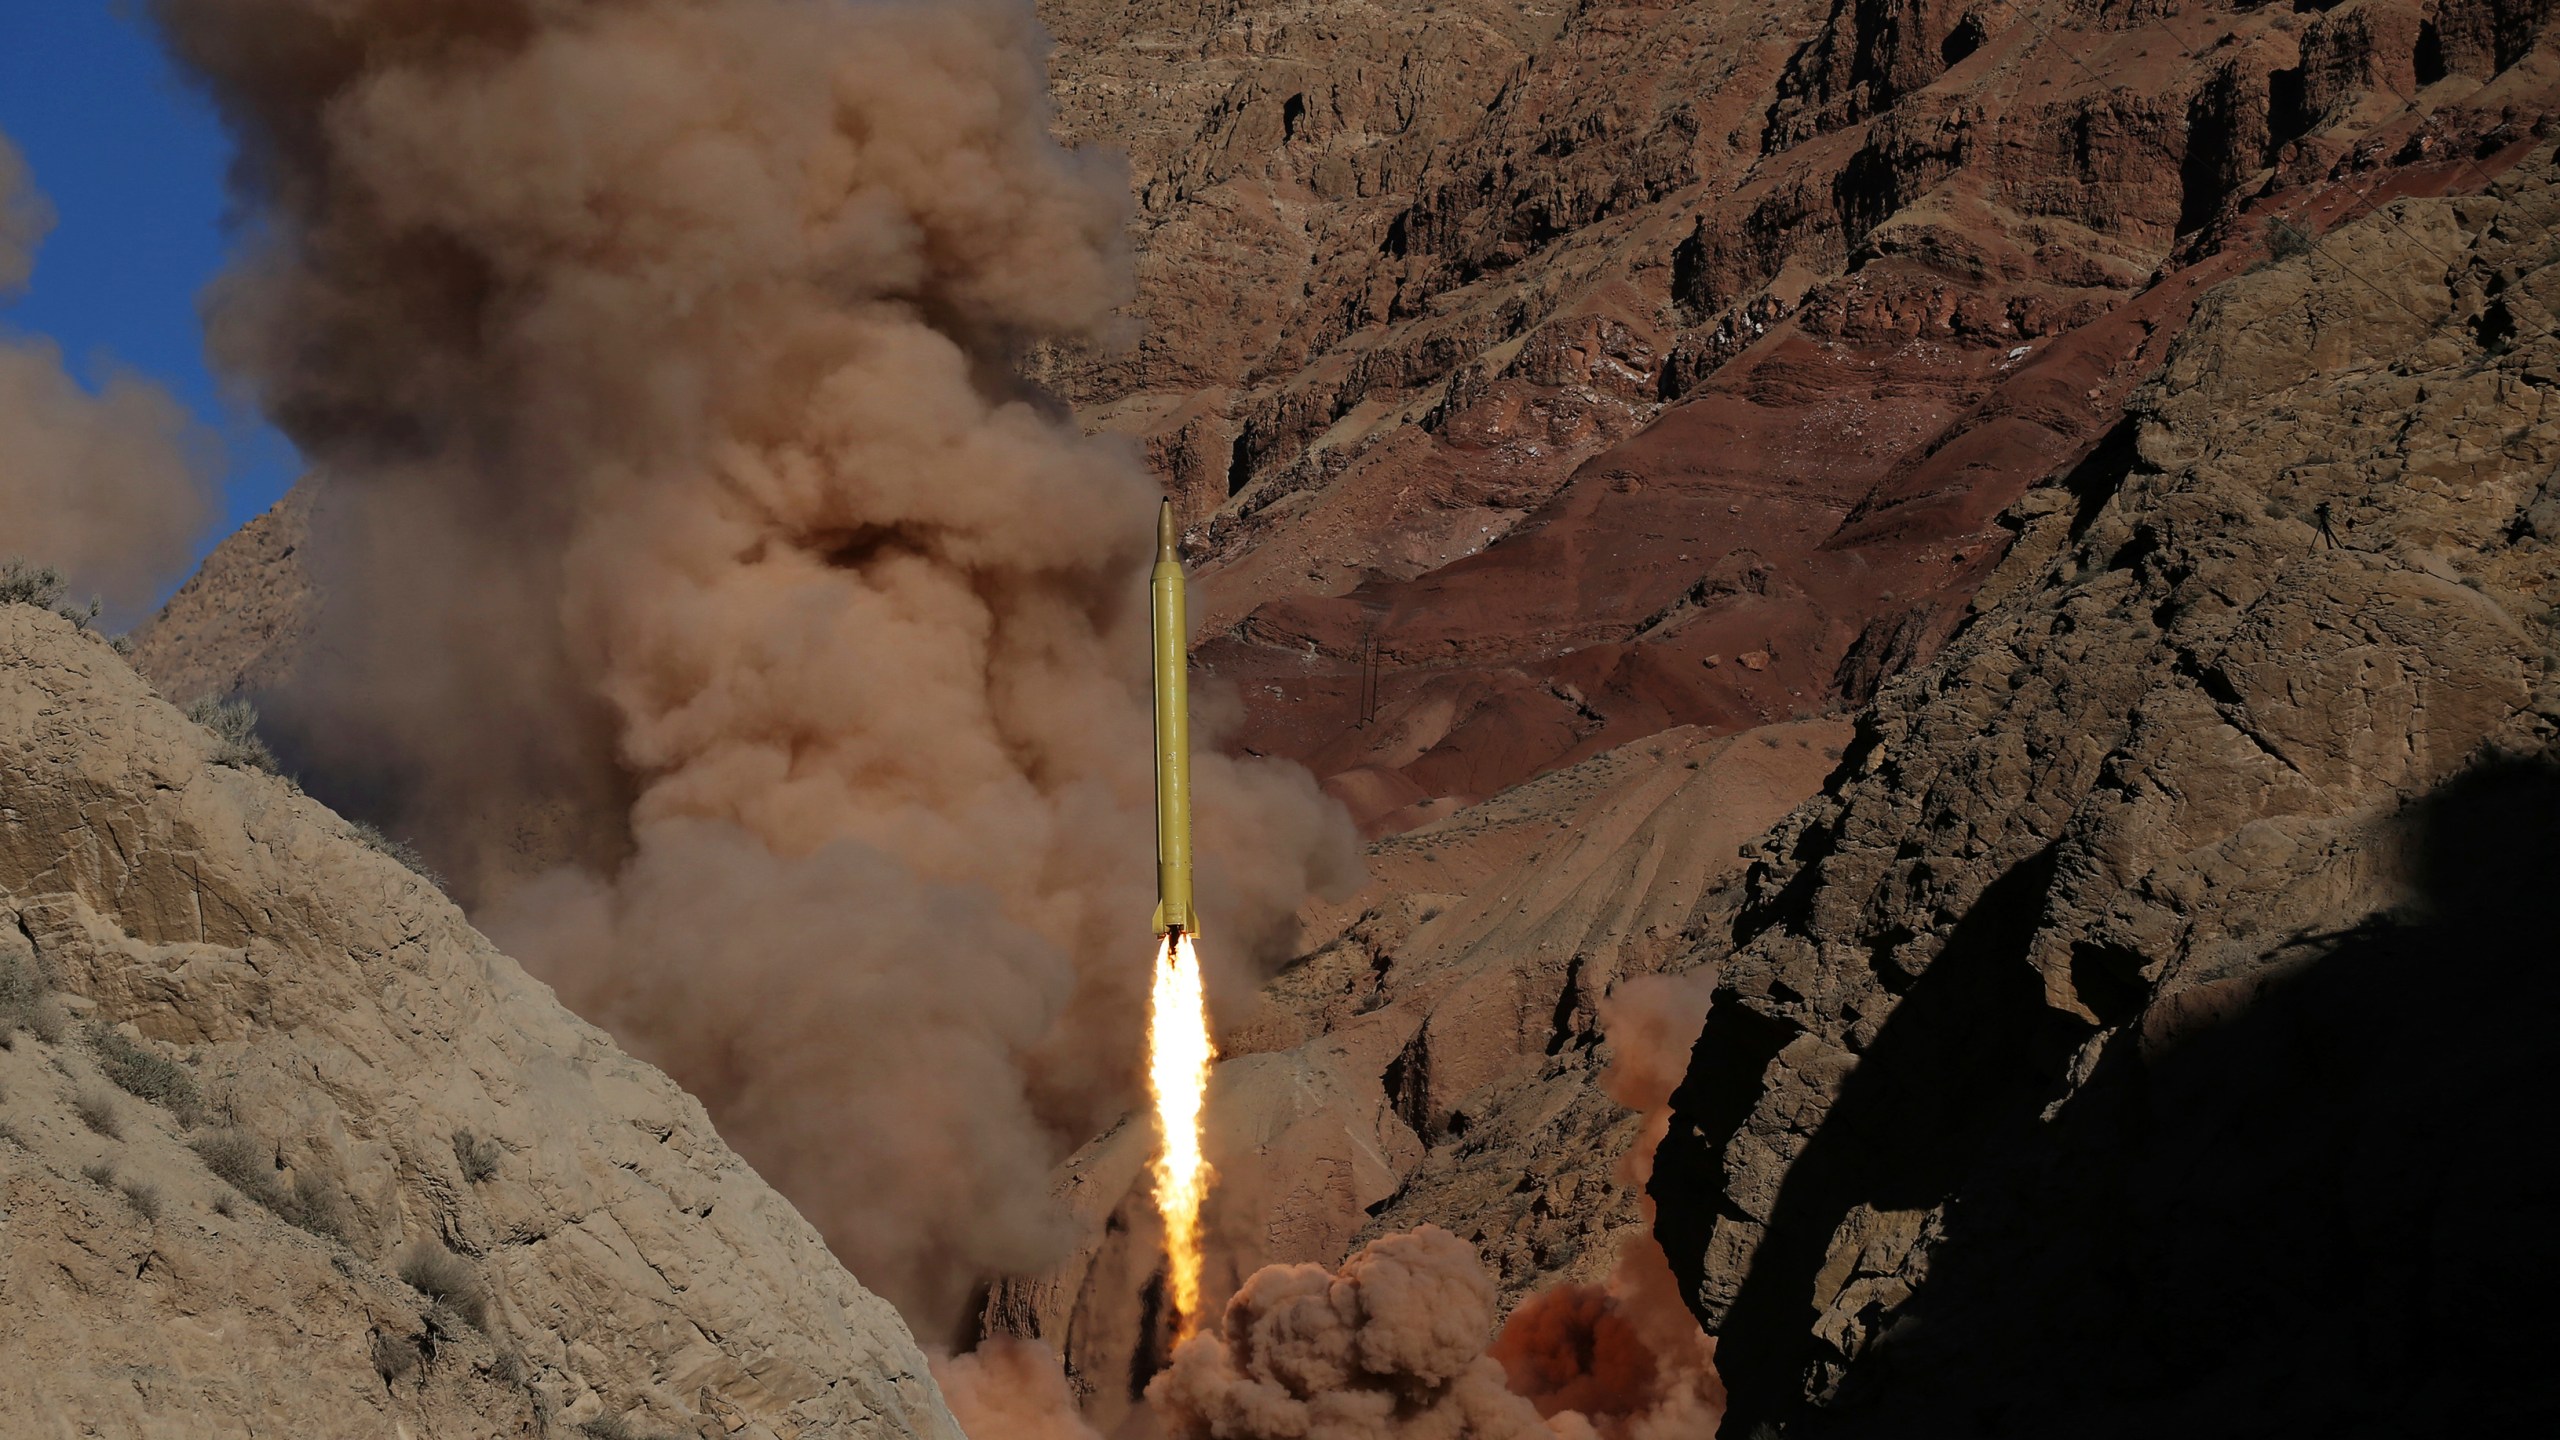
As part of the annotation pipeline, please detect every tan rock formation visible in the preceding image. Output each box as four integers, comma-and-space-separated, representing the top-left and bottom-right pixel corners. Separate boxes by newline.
0, 605, 964, 1440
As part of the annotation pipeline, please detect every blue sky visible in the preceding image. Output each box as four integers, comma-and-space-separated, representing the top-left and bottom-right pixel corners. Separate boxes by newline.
0, 1, 301, 560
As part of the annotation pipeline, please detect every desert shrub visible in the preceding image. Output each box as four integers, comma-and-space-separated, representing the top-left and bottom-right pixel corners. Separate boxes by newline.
0, 953, 64, 1047
0, 1120, 21, 1147
580, 1417, 678, 1440
88, 1025, 203, 1124
120, 1179, 162, 1221
452, 1128, 502, 1183
488, 1348, 530, 1386
347, 820, 446, 888
80, 1160, 116, 1188
0, 558, 64, 608
192, 1129, 352, 1243
183, 696, 280, 773
290, 1170, 352, 1243
371, 1331, 421, 1385
56, 595, 101, 631
75, 1087, 121, 1137
211, 1190, 237, 1218
2264, 216, 2316, 262
398, 1241, 489, 1331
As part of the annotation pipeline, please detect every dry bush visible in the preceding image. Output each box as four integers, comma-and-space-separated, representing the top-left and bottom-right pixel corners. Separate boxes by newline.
80, 1160, 116, 1188
452, 1128, 502, 1183
0, 952, 64, 1047
120, 1179, 162, 1221
580, 1417, 679, 1440
346, 819, 446, 888
398, 1241, 489, 1331
192, 1129, 353, 1243
371, 1331, 421, 1386
0, 558, 64, 608
89, 1024, 203, 1124
182, 696, 280, 773
75, 1087, 120, 1137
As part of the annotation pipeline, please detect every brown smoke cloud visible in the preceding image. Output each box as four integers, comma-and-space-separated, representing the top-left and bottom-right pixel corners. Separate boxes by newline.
1151, 976, 1726, 1440
144, 0, 1356, 1339
0, 131, 216, 619
1152, 1226, 1554, 1440
936, 1338, 1107, 1440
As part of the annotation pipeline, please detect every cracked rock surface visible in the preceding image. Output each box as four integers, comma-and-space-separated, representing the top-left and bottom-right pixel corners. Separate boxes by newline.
1653, 142, 2560, 1436
0, 606, 964, 1440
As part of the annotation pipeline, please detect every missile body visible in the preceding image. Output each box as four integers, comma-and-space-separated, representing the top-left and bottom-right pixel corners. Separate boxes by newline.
1151, 502, 1199, 939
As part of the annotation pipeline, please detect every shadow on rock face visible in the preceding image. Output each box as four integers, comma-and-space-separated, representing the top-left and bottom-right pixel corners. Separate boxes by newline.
1666, 752, 2560, 1437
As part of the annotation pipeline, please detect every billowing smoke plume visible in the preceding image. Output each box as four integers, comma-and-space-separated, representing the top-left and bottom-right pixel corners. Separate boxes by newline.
145, 0, 1355, 1337
936, 1338, 1108, 1440
1152, 1226, 1555, 1440
1151, 975, 1727, 1440
0, 131, 215, 617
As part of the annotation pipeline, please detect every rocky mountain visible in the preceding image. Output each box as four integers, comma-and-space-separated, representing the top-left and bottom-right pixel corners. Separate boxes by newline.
102, 0, 2560, 1434
1035, 0, 2560, 834
1650, 141, 2560, 1433
0, 606, 963, 1440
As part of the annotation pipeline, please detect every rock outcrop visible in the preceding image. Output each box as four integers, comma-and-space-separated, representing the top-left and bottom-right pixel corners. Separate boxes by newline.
0, 606, 963, 1440
1036, 0, 2560, 833
1651, 142, 2560, 1434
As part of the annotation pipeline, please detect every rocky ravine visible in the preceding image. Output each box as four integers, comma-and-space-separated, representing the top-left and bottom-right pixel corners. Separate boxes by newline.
0, 607, 964, 1440
1652, 143, 2560, 1434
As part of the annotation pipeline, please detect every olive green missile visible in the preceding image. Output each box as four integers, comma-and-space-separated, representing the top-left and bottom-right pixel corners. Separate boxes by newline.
1151, 501, 1199, 939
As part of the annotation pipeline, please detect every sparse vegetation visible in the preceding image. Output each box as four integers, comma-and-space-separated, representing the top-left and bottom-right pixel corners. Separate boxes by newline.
398, 1241, 490, 1331
0, 558, 65, 608
183, 696, 281, 773
371, 1331, 421, 1386
348, 819, 445, 888
2264, 215, 2316, 263
211, 1190, 237, 1218
0, 951, 41, 1046
75, 1087, 122, 1137
452, 1128, 502, 1183
580, 1416, 677, 1440
89, 1024, 204, 1125
120, 1178, 163, 1221
488, 1348, 530, 1386
0, 953, 67, 1047
191, 1129, 353, 1242
81, 1160, 116, 1188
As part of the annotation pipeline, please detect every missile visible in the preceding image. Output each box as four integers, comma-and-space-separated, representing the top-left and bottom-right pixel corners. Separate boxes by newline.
1151, 500, 1199, 940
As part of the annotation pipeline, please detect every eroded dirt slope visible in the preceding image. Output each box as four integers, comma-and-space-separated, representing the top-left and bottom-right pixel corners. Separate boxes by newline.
1, 605, 963, 1440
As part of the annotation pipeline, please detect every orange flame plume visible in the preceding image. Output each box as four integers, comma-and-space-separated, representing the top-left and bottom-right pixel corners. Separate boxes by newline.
1148, 932, 1215, 1336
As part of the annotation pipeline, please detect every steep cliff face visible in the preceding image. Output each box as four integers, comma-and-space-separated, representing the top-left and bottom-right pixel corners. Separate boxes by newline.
1651, 143, 2560, 1434
1034, 0, 2560, 833
0, 607, 963, 1440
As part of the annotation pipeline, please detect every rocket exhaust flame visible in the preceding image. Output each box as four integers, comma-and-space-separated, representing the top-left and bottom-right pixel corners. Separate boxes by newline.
1149, 930, 1215, 1335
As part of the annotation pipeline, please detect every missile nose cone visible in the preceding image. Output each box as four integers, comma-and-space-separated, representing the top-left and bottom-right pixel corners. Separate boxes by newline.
1157, 500, 1180, 564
